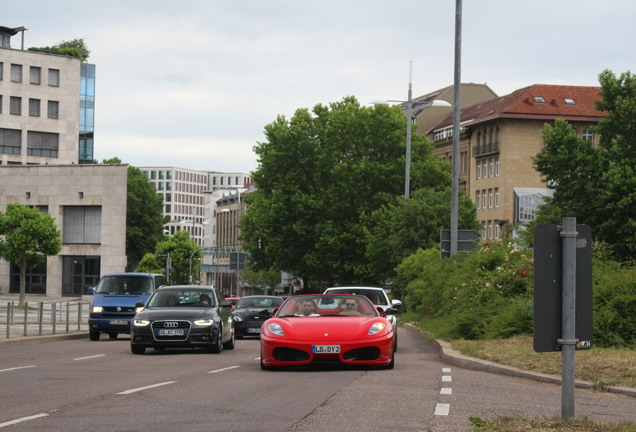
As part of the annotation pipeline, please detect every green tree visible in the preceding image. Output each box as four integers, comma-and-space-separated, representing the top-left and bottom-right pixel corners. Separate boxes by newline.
0, 204, 62, 307
241, 96, 473, 288
102, 158, 167, 270
363, 187, 480, 284
28, 38, 91, 62
533, 70, 636, 261
136, 230, 201, 284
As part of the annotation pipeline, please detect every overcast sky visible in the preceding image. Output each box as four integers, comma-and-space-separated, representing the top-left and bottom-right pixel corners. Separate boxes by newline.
4, 1, 634, 173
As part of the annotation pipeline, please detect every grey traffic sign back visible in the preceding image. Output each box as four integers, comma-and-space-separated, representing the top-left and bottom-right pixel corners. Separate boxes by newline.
533, 224, 593, 352
440, 229, 481, 258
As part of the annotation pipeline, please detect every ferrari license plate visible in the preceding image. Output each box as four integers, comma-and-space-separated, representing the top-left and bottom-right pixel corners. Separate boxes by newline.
109, 320, 128, 325
157, 329, 185, 336
312, 345, 340, 354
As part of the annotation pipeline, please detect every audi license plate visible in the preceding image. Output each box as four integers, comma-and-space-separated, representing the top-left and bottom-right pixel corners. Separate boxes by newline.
157, 329, 185, 336
109, 320, 128, 325
312, 345, 340, 354
246, 328, 261, 334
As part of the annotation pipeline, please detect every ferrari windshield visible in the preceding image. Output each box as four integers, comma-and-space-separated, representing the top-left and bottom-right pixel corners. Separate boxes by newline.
277, 295, 378, 318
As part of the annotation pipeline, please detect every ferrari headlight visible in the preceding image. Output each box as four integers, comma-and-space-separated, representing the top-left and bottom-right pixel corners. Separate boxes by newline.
368, 322, 386, 335
133, 319, 150, 327
267, 323, 284, 335
91, 306, 103, 313
194, 319, 214, 326
233, 315, 243, 322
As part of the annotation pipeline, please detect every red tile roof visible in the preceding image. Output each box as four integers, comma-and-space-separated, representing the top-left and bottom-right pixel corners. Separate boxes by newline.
429, 84, 604, 131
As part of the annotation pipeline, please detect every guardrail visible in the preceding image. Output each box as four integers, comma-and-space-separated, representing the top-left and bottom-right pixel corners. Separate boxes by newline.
1, 300, 88, 339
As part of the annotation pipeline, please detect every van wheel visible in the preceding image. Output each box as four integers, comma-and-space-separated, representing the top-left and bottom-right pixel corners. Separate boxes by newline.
89, 331, 100, 341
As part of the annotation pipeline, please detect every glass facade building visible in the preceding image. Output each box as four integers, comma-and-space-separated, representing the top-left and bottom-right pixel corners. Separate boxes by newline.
79, 63, 96, 164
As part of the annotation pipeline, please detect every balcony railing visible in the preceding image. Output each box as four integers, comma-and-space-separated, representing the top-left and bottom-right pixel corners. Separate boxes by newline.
474, 141, 500, 157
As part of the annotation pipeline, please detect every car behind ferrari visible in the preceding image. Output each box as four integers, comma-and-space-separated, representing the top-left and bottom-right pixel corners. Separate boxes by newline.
260, 294, 396, 370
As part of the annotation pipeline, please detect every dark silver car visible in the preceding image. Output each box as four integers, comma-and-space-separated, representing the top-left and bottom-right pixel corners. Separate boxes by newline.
130, 285, 235, 355
231, 295, 284, 338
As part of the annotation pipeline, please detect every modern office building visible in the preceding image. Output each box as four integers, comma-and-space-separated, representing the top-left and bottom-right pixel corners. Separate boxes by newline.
428, 84, 603, 240
140, 167, 251, 247
0, 26, 128, 296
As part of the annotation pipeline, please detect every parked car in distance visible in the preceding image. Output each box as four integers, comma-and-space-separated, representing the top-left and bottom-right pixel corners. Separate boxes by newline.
231, 295, 285, 338
130, 285, 235, 355
88, 273, 167, 341
224, 297, 241, 311
260, 294, 396, 370
323, 286, 402, 350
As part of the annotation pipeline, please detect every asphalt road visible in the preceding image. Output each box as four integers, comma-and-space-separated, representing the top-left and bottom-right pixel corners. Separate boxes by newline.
1, 326, 634, 432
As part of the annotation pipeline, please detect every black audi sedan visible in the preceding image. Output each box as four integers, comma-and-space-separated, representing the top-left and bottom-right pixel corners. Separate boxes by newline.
130, 285, 235, 354
232, 295, 284, 338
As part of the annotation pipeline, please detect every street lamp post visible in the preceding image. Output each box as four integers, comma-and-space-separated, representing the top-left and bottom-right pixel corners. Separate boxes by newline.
371, 61, 451, 198
450, 0, 463, 256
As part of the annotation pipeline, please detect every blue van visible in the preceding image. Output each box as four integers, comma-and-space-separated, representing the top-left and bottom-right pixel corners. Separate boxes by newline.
88, 273, 168, 341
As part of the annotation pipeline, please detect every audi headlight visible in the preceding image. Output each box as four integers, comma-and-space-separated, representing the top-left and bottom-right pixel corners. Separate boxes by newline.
91, 306, 103, 313
194, 319, 214, 326
267, 323, 284, 335
368, 322, 386, 335
133, 319, 150, 327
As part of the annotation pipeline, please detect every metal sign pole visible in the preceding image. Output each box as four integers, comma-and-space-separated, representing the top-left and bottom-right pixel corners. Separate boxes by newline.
560, 217, 577, 418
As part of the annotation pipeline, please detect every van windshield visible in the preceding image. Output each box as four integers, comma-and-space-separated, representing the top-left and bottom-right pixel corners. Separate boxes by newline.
95, 276, 153, 295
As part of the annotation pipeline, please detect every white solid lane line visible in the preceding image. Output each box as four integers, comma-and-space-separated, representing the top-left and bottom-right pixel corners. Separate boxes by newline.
0, 413, 49, 428
73, 354, 106, 361
207, 366, 240, 374
434, 403, 450, 416
0, 365, 36, 373
117, 381, 177, 395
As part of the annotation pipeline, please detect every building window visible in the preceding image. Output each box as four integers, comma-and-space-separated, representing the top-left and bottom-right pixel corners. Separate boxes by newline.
534, 96, 545, 103
30, 66, 41, 85
158, 182, 164, 191
166, 181, 172, 191
0, 128, 21, 155
495, 157, 500, 176
62, 206, 102, 244
495, 223, 500, 239
150, 171, 156, 180
158, 170, 165, 180
488, 189, 493, 208
47, 100, 59, 119
10, 64, 22, 82
495, 188, 500, 207
0, 95, 2, 113
0, 62, 3, 80
27, 131, 59, 157
487, 221, 492, 239
489, 158, 494, 177
476, 160, 481, 179
482, 190, 487, 209
476, 191, 481, 209
564, 98, 576, 105
165, 193, 172, 202
10, 97, 21, 115
582, 128, 594, 144
482, 221, 486, 239
29, 99, 40, 117
48, 68, 60, 87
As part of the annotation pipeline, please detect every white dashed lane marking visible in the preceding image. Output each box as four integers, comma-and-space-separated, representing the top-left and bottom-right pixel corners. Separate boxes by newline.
440, 387, 452, 395
117, 381, 177, 395
434, 403, 450, 416
0, 413, 49, 428
207, 366, 240, 374
73, 354, 106, 361
441, 375, 452, 382
0, 366, 36, 373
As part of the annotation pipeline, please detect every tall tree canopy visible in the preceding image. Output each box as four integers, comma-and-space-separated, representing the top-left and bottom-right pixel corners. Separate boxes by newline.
102, 158, 167, 270
0, 204, 62, 307
533, 70, 636, 260
241, 96, 478, 288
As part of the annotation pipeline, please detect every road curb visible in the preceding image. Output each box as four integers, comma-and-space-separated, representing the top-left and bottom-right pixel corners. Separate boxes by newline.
0, 332, 88, 347
403, 323, 636, 399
